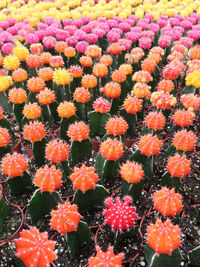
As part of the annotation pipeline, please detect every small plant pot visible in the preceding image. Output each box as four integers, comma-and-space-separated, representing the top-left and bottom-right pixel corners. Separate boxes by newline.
21, 142, 33, 159
11, 134, 22, 154
124, 139, 138, 149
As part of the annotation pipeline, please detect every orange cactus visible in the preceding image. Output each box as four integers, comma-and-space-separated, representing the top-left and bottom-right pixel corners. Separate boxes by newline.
173, 130, 196, 152
40, 52, 52, 64
107, 42, 124, 55
34, 165, 62, 193
49, 56, 64, 68
172, 44, 187, 56
70, 164, 98, 193
180, 94, 200, 110
0, 107, 3, 120
163, 64, 180, 80
1, 152, 28, 178
189, 45, 200, 60
85, 45, 101, 58
151, 91, 176, 110
45, 140, 69, 163
100, 55, 113, 66
132, 70, 153, 83
88, 246, 124, 267
27, 77, 45, 93
93, 97, 111, 113
50, 202, 81, 234
131, 83, 151, 99
150, 46, 164, 57
138, 134, 162, 156
166, 153, 191, 178
64, 46, 76, 58
157, 79, 175, 93
23, 122, 46, 143
57, 101, 76, 118
106, 116, 128, 136
69, 65, 83, 78
131, 47, 145, 59
100, 138, 123, 161
123, 96, 143, 114
144, 112, 166, 130
9, 88, 27, 104
55, 41, 68, 53
81, 74, 97, 89
67, 121, 89, 142
0, 128, 10, 147
23, 102, 41, 119
80, 56, 93, 67
37, 88, 55, 105
12, 68, 28, 82
38, 67, 54, 81
93, 63, 108, 78
141, 59, 156, 74
30, 43, 43, 55
147, 219, 181, 255
101, 82, 121, 99
26, 54, 42, 68
153, 187, 182, 217
15, 227, 57, 267
172, 109, 195, 127
119, 64, 133, 75
119, 161, 144, 183
147, 53, 162, 64
73, 87, 91, 103
168, 51, 183, 62
112, 70, 126, 83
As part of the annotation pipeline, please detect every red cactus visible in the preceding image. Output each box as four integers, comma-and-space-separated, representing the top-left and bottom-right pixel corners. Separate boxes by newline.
103, 196, 138, 232
153, 187, 183, 216
166, 153, 191, 178
70, 164, 98, 193
50, 202, 81, 234
34, 165, 62, 193
147, 219, 181, 255
88, 246, 124, 267
15, 227, 57, 267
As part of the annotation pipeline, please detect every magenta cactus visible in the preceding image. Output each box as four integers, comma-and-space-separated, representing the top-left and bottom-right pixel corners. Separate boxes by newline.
103, 196, 138, 232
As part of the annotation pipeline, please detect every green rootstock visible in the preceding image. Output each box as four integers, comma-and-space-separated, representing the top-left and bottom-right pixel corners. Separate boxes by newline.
71, 138, 92, 167
0, 197, 10, 232
144, 245, 182, 267
89, 111, 110, 136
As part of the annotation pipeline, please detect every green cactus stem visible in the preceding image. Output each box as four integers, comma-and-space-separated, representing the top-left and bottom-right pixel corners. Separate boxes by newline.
73, 185, 109, 213
41, 104, 53, 122
71, 138, 92, 167
60, 116, 76, 140
13, 103, 24, 131
144, 245, 182, 267
161, 172, 181, 190
129, 149, 153, 178
32, 138, 47, 167
0, 197, 10, 232
89, 111, 110, 136
66, 221, 92, 258
28, 189, 62, 223
120, 109, 136, 138
7, 171, 33, 196
121, 179, 145, 202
